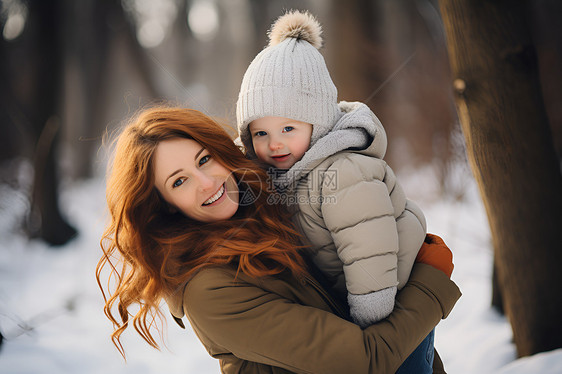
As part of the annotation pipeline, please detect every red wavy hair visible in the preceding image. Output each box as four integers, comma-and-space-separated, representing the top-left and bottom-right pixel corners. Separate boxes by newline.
96, 106, 307, 357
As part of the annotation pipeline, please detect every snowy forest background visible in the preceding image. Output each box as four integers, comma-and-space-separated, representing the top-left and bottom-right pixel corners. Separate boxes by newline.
1, 0, 561, 373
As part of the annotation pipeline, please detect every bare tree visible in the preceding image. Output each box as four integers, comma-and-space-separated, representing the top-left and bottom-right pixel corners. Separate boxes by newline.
0, 0, 165, 245
20, 0, 77, 245
438, 0, 562, 356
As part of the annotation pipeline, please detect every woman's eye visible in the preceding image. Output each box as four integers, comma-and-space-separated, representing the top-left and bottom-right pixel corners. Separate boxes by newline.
254, 131, 267, 137
199, 154, 211, 166
283, 126, 294, 132
173, 178, 185, 188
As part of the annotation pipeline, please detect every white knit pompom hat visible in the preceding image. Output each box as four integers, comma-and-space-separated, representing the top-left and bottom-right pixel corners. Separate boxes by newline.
236, 10, 340, 157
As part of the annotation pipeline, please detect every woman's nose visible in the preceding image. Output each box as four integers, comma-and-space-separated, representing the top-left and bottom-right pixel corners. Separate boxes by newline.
196, 171, 214, 191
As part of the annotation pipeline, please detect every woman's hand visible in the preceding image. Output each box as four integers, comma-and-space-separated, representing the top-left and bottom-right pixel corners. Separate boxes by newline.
415, 234, 454, 278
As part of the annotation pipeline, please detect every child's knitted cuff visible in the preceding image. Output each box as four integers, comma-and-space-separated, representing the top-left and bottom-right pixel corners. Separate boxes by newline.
348, 286, 397, 328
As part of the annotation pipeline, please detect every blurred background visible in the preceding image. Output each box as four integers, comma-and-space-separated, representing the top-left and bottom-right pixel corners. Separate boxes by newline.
0, 0, 561, 373
1, 0, 561, 245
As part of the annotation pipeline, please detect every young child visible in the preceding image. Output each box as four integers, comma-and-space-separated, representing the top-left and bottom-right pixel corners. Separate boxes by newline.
237, 12, 434, 370
237, 9, 437, 371
237, 9, 428, 324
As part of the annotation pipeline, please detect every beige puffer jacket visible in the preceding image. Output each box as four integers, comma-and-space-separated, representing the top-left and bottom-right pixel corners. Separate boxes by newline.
270, 102, 427, 298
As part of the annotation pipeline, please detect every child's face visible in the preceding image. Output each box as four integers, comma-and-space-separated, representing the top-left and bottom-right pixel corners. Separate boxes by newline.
249, 116, 313, 169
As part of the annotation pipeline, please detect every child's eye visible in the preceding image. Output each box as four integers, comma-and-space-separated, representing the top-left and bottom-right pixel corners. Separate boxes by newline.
254, 131, 267, 137
173, 177, 186, 188
199, 154, 211, 166
283, 126, 294, 132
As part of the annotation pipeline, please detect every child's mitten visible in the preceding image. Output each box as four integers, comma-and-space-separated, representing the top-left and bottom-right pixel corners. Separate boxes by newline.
348, 286, 397, 328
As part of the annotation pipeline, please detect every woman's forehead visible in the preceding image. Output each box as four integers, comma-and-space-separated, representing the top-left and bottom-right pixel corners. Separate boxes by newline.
154, 139, 204, 176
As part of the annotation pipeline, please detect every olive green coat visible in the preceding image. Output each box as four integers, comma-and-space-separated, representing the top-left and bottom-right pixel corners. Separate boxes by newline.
167, 263, 461, 374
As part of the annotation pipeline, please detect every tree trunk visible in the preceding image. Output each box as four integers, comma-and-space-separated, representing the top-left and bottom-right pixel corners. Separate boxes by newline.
438, 0, 562, 357
491, 254, 504, 314
27, 0, 77, 245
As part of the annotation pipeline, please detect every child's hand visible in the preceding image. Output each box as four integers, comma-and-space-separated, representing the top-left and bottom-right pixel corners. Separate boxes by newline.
415, 234, 454, 278
348, 287, 397, 328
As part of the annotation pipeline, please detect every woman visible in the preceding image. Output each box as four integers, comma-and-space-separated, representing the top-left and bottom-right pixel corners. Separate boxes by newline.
97, 106, 460, 373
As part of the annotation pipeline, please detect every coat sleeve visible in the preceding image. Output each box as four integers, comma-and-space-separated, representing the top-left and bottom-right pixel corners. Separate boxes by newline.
183, 264, 461, 374
320, 155, 400, 295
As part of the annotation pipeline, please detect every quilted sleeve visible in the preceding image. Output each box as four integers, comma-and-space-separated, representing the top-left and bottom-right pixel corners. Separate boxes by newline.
320, 154, 399, 295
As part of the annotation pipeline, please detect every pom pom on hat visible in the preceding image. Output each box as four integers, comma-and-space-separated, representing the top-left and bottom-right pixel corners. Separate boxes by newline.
268, 10, 323, 49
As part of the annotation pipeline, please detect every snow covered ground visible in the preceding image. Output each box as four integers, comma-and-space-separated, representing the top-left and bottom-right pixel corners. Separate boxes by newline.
1, 167, 561, 373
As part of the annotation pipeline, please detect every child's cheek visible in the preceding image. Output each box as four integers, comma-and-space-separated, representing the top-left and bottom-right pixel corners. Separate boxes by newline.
252, 140, 265, 160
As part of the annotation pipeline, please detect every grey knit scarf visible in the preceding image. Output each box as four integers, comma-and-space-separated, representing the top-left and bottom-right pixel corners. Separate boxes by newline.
272, 101, 386, 191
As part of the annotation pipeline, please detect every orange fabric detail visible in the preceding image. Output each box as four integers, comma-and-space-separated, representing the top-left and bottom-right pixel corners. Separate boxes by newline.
415, 233, 454, 278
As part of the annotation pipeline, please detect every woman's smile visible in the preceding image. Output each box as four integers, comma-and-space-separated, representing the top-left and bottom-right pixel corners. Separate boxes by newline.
202, 183, 226, 206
